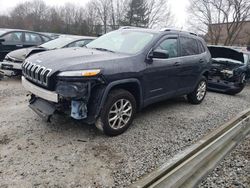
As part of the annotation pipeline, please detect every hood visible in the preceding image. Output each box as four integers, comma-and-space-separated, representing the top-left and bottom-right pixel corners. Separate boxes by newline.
208, 46, 244, 63
26, 47, 131, 74
8, 47, 47, 61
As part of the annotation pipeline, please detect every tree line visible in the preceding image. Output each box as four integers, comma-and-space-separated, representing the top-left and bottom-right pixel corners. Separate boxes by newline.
0, 0, 249, 46
0, 0, 173, 36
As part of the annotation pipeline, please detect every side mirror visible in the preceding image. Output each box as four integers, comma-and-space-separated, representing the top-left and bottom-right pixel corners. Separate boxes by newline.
149, 49, 169, 59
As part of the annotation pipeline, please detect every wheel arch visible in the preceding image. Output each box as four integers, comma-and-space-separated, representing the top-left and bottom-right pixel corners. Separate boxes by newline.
202, 70, 209, 80
96, 79, 143, 118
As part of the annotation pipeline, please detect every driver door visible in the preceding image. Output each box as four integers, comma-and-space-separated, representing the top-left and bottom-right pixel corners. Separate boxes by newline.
143, 35, 181, 105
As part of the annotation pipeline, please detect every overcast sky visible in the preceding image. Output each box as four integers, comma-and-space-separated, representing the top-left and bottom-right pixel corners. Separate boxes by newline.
0, 0, 190, 28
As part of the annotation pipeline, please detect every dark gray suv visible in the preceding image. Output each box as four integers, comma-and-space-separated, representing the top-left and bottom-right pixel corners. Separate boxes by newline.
22, 28, 211, 136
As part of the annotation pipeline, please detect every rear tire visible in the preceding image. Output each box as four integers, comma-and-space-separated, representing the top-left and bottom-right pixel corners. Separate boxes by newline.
187, 76, 207, 104
95, 89, 136, 136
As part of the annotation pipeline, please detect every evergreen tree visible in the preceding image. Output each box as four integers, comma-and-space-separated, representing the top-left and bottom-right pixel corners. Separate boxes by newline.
122, 0, 149, 27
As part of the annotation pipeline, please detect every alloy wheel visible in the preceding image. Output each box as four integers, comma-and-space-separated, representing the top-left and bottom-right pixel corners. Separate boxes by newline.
108, 99, 132, 130
197, 81, 206, 101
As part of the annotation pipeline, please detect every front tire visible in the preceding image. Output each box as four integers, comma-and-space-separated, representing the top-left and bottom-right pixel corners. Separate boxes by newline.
187, 76, 207, 104
95, 89, 136, 136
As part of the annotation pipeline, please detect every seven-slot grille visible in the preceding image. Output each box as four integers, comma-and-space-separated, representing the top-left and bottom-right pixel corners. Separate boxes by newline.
22, 60, 52, 87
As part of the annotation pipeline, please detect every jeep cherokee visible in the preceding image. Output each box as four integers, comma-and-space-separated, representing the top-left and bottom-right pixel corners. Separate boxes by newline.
22, 28, 211, 136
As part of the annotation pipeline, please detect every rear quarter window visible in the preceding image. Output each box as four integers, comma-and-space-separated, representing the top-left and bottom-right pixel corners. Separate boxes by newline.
197, 40, 206, 53
25, 32, 42, 44
180, 37, 199, 56
41, 35, 51, 42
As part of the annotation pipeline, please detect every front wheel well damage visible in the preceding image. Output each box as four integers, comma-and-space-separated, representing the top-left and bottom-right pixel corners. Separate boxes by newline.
203, 71, 209, 79
108, 82, 142, 111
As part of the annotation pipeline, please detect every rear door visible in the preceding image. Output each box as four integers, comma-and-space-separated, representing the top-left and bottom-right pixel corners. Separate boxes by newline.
176, 36, 203, 93
0, 31, 24, 60
23, 32, 43, 48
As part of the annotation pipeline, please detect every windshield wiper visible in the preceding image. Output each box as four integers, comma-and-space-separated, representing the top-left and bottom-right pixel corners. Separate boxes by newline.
91, 47, 114, 53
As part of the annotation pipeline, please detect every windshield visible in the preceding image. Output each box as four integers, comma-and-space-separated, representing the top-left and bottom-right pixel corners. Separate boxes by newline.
40, 37, 77, 49
86, 30, 155, 54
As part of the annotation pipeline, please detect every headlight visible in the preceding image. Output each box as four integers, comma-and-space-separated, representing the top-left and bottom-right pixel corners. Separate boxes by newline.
58, 69, 101, 77
56, 81, 89, 98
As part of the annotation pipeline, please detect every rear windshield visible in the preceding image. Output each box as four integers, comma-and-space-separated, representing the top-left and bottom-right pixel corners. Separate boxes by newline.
40, 37, 77, 49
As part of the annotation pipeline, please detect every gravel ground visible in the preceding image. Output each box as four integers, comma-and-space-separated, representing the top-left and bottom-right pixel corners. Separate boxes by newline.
199, 134, 250, 188
0, 77, 250, 187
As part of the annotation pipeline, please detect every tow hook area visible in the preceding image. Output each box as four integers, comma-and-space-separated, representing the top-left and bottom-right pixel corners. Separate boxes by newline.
29, 97, 56, 122
71, 100, 87, 120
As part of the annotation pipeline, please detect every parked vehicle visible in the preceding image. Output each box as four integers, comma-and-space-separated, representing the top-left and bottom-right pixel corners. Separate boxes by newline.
0, 35, 96, 75
0, 28, 52, 61
208, 45, 250, 95
21, 28, 211, 136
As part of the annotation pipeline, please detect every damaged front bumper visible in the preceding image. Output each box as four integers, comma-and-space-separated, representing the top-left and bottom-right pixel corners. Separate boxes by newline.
22, 76, 97, 123
29, 97, 56, 121
208, 79, 244, 93
0, 61, 22, 71
207, 74, 245, 93
22, 76, 58, 102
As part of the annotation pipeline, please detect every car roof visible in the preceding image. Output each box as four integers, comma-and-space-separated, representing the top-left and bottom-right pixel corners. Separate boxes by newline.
0, 28, 44, 33
118, 27, 202, 40
58, 35, 97, 40
0, 28, 52, 39
117, 27, 160, 35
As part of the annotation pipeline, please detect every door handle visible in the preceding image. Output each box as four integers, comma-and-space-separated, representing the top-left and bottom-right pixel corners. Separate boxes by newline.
16, 44, 23, 47
173, 62, 181, 66
199, 59, 205, 63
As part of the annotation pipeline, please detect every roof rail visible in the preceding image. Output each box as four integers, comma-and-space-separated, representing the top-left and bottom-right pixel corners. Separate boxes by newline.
119, 26, 144, 30
160, 28, 198, 36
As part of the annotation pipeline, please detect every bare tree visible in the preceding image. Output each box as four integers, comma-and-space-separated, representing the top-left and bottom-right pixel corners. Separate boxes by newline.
0, 0, 174, 35
85, 2, 103, 34
147, 0, 174, 28
90, 0, 112, 33
188, 0, 250, 45
110, 0, 127, 29
8, 0, 48, 31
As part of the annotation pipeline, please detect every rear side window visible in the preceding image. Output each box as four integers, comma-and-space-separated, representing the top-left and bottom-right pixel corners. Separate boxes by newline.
67, 39, 93, 48
25, 32, 42, 44
180, 37, 199, 56
41, 35, 50, 42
